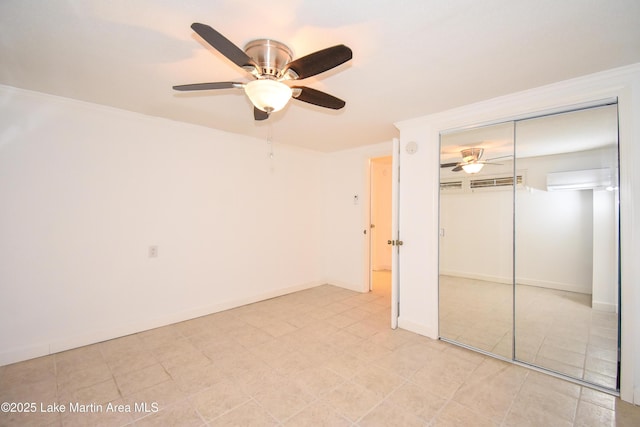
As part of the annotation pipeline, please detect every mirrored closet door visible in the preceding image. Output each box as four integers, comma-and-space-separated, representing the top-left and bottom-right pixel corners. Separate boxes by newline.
513, 104, 620, 390
438, 102, 620, 391
439, 121, 515, 360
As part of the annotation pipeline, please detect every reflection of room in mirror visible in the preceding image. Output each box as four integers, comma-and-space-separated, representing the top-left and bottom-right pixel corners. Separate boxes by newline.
439, 275, 618, 389
438, 103, 620, 391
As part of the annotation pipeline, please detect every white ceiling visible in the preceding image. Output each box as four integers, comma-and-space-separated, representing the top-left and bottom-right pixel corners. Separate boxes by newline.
1, 0, 639, 152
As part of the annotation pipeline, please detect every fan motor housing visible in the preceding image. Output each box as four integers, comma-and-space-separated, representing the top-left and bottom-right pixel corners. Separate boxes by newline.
244, 39, 294, 79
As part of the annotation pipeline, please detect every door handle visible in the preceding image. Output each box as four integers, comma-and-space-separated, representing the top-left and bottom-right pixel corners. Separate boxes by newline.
388, 240, 404, 246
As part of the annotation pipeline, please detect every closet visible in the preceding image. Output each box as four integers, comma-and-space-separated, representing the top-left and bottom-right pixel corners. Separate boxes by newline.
438, 102, 620, 392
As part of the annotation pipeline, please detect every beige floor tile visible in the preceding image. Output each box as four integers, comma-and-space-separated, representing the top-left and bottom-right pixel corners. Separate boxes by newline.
103, 348, 157, 376
113, 363, 171, 397
229, 324, 275, 348
509, 379, 579, 424
320, 380, 382, 422
60, 398, 134, 427
347, 339, 393, 363
170, 363, 228, 395
134, 399, 203, 427
137, 325, 184, 349
283, 400, 350, 426
267, 350, 319, 377
2, 355, 56, 385
433, 400, 497, 427
322, 351, 366, 379
580, 387, 617, 410
291, 365, 346, 397
58, 378, 120, 406
57, 363, 113, 394
214, 351, 272, 379
147, 339, 200, 362
99, 334, 145, 358
199, 337, 247, 361
614, 399, 640, 427
452, 359, 528, 422
0, 408, 61, 427
189, 378, 251, 422
3, 278, 639, 426
387, 381, 448, 423
525, 370, 582, 398
1, 374, 57, 403
410, 351, 481, 399
251, 377, 313, 421
324, 313, 360, 329
351, 364, 406, 399
359, 400, 425, 427
574, 400, 616, 426
124, 379, 186, 420
503, 409, 573, 427
160, 350, 211, 379
54, 345, 105, 377
209, 399, 278, 426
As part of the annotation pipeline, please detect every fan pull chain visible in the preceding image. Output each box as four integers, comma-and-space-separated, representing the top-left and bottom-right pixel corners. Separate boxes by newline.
267, 123, 275, 159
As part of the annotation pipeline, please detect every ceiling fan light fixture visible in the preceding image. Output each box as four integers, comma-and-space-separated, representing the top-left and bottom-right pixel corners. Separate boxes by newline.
462, 162, 484, 174
244, 79, 292, 113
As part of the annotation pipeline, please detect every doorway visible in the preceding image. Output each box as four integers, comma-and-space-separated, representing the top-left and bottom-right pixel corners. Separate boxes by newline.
369, 156, 393, 296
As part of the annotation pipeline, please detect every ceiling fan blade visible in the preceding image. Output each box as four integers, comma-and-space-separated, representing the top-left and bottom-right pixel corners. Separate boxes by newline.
440, 162, 459, 168
452, 165, 464, 172
486, 155, 513, 161
292, 86, 345, 110
191, 23, 257, 70
285, 45, 352, 79
173, 82, 242, 91
254, 107, 269, 121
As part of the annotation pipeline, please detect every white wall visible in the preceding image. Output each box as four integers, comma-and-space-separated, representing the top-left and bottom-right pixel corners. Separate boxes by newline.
515, 188, 593, 293
592, 189, 619, 312
440, 188, 514, 284
395, 64, 640, 403
0, 86, 325, 365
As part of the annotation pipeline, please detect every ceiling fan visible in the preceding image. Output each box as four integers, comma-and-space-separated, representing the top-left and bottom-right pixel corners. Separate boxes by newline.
441, 148, 506, 174
173, 23, 352, 121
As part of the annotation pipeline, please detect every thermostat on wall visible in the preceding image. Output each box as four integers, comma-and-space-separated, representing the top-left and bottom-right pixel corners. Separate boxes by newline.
406, 141, 418, 154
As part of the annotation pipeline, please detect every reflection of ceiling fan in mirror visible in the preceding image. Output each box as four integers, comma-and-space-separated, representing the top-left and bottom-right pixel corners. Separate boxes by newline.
172, 23, 352, 121
441, 148, 506, 174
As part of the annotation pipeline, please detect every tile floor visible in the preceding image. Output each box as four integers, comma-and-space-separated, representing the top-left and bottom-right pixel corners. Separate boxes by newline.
439, 275, 619, 389
1, 272, 639, 426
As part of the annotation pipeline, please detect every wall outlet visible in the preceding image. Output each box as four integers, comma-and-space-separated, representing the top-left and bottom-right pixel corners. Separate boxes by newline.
148, 245, 158, 258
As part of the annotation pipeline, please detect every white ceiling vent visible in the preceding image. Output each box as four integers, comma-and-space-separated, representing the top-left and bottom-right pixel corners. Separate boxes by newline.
440, 180, 463, 191
546, 168, 613, 191
470, 175, 523, 189
441, 173, 524, 192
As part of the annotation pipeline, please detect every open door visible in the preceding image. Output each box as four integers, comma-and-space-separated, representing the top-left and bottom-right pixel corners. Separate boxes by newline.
391, 138, 400, 329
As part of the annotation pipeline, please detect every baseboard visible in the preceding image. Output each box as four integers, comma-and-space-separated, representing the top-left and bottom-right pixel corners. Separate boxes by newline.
592, 300, 618, 313
325, 279, 369, 293
0, 280, 323, 367
397, 317, 438, 340
440, 271, 591, 294
439, 270, 511, 285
